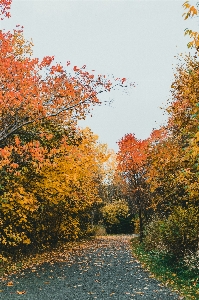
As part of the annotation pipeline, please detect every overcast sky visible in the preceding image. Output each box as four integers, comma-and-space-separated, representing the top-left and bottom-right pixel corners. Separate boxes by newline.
2, 0, 199, 151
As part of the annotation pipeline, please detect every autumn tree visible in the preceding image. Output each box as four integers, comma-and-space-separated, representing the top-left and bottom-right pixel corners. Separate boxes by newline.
143, 55, 199, 255
116, 134, 149, 240
31, 128, 110, 242
0, 26, 127, 147
106, 1, 199, 256
0, 122, 77, 250
166, 54, 199, 209
146, 134, 186, 213
1, 127, 111, 251
0, 0, 131, 256
0, 0, 128, 162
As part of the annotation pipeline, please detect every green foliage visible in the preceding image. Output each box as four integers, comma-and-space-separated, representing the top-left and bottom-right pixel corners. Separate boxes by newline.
101, 200, 134, 234
143, 217, 167, 252
144, 206, 199, 257
131, 237, 199, 300
162, 206, 199, 256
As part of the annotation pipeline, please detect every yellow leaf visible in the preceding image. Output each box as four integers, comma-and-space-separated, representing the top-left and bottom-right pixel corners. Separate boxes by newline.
16, 291, 26, 295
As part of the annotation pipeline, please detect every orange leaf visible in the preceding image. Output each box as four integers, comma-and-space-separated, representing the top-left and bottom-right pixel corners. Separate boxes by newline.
16, 290, 26, 295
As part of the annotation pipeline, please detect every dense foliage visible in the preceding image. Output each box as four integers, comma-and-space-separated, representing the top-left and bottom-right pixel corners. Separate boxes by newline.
112, 7, 199, 287
116, 54, 199, 257
101, 199, 134, 234
0, 0, 128, 260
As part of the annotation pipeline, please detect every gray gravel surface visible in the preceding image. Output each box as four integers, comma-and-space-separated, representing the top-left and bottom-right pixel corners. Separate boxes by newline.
0, 235, 182, 299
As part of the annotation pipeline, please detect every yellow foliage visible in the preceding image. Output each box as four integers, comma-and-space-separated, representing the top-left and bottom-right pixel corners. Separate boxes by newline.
101, 200, 129, 226
0, 127, 111, 250
183, 2, 199, 51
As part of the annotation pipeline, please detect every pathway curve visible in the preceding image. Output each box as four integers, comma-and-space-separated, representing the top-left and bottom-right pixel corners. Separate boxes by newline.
0, 235, 182, 299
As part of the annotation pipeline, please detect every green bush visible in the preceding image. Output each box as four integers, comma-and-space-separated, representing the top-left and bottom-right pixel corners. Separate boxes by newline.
162, 206, 199, 256
144, 206, 199, 257
101, 200, 134, 234
143, 217, 167, 252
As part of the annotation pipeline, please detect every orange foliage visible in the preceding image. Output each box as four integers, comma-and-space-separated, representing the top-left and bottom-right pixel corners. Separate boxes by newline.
0, 0, 132, 252
117, 133, 149, 176
0, 0, 11, 19
0, 27, 124, 145
0, 26, 129, 173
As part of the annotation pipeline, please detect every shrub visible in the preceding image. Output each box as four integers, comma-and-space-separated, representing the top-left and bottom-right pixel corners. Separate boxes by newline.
183, 250, 199, 271
144, 206, 199, 257
162, 206, 198, 256
101, 200, 133, 234
92, 225, 107, 236
143, 217, 167, 252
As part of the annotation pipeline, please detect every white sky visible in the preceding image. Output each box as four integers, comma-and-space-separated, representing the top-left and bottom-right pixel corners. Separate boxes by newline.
1, 0, 199, 151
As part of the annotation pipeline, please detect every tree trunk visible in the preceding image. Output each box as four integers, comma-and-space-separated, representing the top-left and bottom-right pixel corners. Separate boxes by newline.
139, 205, 143, 243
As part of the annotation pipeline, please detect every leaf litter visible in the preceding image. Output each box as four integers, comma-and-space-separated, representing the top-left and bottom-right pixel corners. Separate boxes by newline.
0, 235, 183, 299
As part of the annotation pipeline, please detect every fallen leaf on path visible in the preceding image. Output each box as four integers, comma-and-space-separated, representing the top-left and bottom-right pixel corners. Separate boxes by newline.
16, 290, 26, 295
7, 281, 13, 286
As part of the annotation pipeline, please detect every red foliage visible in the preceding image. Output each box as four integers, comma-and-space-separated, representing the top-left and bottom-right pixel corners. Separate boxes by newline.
117, 133, 149, 175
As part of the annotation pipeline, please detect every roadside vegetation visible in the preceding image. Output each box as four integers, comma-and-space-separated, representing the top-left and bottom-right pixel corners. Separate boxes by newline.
131, 237, 199, 299
114, 3, 199, 298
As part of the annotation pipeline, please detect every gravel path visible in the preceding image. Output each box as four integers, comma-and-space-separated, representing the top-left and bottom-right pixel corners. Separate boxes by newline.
0, 235, 182, 299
